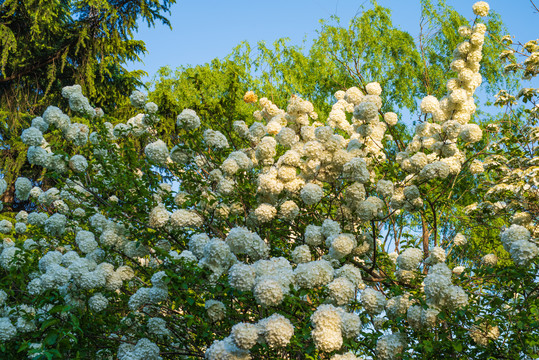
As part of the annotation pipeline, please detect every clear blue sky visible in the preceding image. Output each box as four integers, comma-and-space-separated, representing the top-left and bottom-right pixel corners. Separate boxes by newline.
127, 0, 539, 86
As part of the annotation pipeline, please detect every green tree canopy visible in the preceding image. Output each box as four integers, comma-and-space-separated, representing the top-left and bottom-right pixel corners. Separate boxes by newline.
0, 0, 176, 208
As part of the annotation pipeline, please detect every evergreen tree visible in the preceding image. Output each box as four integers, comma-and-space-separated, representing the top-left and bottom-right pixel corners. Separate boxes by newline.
0, 0, 176, 207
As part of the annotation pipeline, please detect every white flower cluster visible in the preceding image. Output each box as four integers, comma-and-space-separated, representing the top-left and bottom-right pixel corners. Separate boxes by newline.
481, 253, 498, 266
331, 352, 362, 360
472, 1, 490, 17
294, 259, 334, 289
170, 209, 203, 228
423, 263, 468, 309
376, 332, 406, 360
500, 224, 539, 266
129, 90, 147, 108
147, 317, 170, 336
426, 246, 446, 264
207, 313, 294, 359
469, 322, 500, 346
0, 220, 12, 235
395, 18, 487, 198
396, 248, 423, 270
225, 227, 269, 260
197, 238, 237, 277
148, 205, 170, 228
361, 287, 387, 315
145, 140, 169, 165
407, 305, 440, 330
0, 317, 17, 341
62, 84, 96, 117
118, 338, 162, 360
327, 277, 356, 305
205, 300, 226, 322
128, 271, 169, 310
290, 244, 310, 264
88, 293, 109, 312
204, 129, 229, 149
20, 92, 100, 173
15, 177, 32, 201
453, 232, 467, 246
231, 322, 259, 350
252, 257, 294, 306
311, 304, 360, 353
205, 337, 251, 360
76, 230, 99, 253
385, 293, 413, 319
21, 127, 44, 147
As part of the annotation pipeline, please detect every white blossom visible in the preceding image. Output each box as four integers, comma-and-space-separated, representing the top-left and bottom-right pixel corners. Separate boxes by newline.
472, 1, 490, 16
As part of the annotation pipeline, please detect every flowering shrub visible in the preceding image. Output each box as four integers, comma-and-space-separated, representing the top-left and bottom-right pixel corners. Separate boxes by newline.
0, 2, 538, 359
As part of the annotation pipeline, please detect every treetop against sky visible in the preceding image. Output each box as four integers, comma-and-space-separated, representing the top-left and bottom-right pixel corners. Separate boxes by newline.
127, 0, 539, 87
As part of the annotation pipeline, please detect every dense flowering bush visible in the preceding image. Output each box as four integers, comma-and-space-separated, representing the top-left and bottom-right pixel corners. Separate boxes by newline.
0, 2, 538, 359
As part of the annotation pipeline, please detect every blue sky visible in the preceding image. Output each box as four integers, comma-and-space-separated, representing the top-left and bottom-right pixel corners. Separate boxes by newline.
127, 0, 539, 86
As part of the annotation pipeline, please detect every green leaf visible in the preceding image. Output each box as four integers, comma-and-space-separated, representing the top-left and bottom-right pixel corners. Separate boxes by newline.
41, 318, 59, 331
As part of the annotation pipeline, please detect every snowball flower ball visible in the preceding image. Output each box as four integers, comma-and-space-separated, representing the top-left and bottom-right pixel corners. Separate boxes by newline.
366, 82, 382, 96
254, 278, 284, 306
204, 129, 229, 149
420, 95, 440, 114
0, 220, 12, 234
228, 263, 256, 291
376, 333, 406, 360
0, 179, 6, 195
144, 140, 169, 164
21, 127, 44, 146
453, 233, 467, 246
149, 205, 170, 228
482, 253, 498, 266
397, 248, 423, 270
69, 155, 88, 172
279, 200, 299, 220
384, 112, 398, 126
205, 300, 226, 322
328, 277, 355, 306
31, 117, 48, 132
291, 245, 311, 264
329, 234, 355, 259
334, 90, 345, 100
88, 293, 109, 312
459, 124, 483, 143
331, 352, 361, 360
15, 177, 32, 201
473, 1, 489, 16
453, 266, 465, 276
304, 225, 323, 246
231, 322, 259, 350
301, 183, 323, 205
427, 246, 446, 264
458, 26, 472, 38
76, 230, 98, 253
177, 109, 201, 130
254, 203, 277, 223
344, 87, 363, 105
0, 318, 16, 341
361, 287, 387, 314
129, 90, 147, 108
262, 313, 294, 348
145, 102, 158, 114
